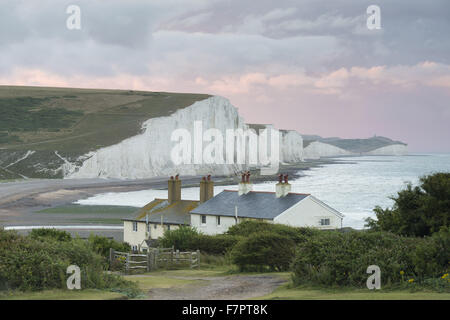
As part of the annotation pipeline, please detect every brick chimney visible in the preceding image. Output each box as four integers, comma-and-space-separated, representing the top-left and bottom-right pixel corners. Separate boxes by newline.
206, 174, 214, 201
238, 171, 253, 195
168, 174, 181, 204
276, 174, 284, 198
276, 174, 291, 198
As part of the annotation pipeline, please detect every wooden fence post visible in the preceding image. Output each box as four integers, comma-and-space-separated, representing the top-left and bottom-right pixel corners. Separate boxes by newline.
147, 250, 151, 272
196, 250, 200, 268
126, 253, 130, 274
109, 248, 115, 269
176, 250, 179, 265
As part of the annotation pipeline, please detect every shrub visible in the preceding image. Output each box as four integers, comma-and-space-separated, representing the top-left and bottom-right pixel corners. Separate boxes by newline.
226, 220, 319, 244
230, 232, 296, 272
366, 172, 450, 236
0, 229, 136, 293
192, 234, 242, 255
159, 227, 242, 254
29, 228, 72, 242
87, 234, 131, 259
159, 226, 200, 251
291, 230, 449, 288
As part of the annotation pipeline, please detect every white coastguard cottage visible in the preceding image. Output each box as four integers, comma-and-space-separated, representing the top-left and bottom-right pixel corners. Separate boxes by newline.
190, 173, 343, 235
123, 175, 214, 252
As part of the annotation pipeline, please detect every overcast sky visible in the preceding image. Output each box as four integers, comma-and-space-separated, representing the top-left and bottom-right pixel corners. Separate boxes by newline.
1, 0, 449, 152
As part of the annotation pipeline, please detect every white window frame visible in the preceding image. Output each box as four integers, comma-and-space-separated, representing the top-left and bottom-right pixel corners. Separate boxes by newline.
132, 221, 138, 232
217, 216, 221, 226
320, 218, 331, 226
201, 215, 207, 226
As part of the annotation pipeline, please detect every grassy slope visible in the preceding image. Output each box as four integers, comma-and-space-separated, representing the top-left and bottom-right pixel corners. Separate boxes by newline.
0, 85, 210, 153
0, 86, 210, 178
256, 283, 450, 300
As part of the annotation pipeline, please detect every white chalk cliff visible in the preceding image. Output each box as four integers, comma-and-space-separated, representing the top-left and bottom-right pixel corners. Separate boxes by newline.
303, 141, 352, 159
62, 96, 407, 179
66, 96, 305, 179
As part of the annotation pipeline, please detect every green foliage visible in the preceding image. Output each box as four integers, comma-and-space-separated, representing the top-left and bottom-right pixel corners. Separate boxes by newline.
87, 234, 131, 259
0, 132, 21, 144
291, 230, 449, 289
366, 172, 450, 236
159, 227, 241, 254
159, 226, 200, 250
29, 228, 72, 242
226, 220, 319, 243
230, 232, 296, 272
0, 97, 83, 132
0, 229, 136, 293
192, 234, 242, 255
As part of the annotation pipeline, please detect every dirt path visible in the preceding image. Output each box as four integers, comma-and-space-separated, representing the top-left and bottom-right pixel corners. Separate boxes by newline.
144, 274, 287, 300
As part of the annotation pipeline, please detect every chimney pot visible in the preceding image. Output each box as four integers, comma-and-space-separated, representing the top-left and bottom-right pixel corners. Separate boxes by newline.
284, 174, 289, 184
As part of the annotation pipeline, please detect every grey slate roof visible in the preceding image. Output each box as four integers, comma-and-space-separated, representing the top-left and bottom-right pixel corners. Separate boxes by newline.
190, 190, 310, 220
123, 199, 198, 225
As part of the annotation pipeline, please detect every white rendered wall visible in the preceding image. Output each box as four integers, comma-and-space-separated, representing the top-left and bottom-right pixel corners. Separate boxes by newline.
274, 196, 342, 229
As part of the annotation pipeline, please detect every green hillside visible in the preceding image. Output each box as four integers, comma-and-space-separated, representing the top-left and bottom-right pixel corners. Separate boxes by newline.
0, 85, 210, 178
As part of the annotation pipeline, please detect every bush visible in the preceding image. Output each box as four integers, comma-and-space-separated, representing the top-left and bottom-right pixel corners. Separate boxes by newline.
159, 227, 242, 254
192, 234, 242, 255
29, 228, 72, 242
291, 230, 449, 288
87, 234, 131, 259
366, 172, 450, 236
230, 232, 296, 272
0, 229, 136, 292
226, 220, 319, 244
159, 226, 200, 251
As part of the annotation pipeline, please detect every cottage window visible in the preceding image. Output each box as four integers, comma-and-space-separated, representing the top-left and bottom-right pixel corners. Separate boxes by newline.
201, 215, 207, 225
217, 216, 221, 226
132, 221, 138, 232
320, 218, 330, 226
167, 225, 171, 231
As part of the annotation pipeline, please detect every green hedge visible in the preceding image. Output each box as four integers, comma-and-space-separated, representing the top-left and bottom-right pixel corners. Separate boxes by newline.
230, 231, 296, 271
226, 220, 320, 243
0, 229, 136, 292
159, 227, 242, 254
291, 228, 450, 288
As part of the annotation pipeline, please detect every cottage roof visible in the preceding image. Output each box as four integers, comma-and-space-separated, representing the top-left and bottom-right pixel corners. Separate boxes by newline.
123, 199, 199, 225
190, 190, 310, 219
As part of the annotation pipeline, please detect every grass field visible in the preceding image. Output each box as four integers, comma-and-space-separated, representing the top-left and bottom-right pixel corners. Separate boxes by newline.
255, 283, 450, 300
0, 85, 210, 179
2, 267, 449, 300
0, 85, 210, 153
0, 289, 127, 300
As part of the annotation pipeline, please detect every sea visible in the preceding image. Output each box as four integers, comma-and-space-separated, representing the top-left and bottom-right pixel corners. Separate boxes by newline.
76, 153, 450, 229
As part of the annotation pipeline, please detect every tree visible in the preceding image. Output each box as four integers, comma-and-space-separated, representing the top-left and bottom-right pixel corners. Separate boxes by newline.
366, 172, 449, 237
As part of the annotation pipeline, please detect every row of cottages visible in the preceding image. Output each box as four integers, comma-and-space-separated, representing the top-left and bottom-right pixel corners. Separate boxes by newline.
123, 174, 343, 252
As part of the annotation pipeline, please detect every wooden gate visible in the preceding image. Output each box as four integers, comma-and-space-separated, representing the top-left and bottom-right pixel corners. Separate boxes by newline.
110, 247, 200, 273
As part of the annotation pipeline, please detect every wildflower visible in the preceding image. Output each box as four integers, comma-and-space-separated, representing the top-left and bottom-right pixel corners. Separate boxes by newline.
442, 273, 448, 279
400, 271, 405, 275
408, 279, 414, 283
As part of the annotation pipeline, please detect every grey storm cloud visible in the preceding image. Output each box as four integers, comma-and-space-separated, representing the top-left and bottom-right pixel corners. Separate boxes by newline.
0, 0, 449, 152
1, 0, 449, 76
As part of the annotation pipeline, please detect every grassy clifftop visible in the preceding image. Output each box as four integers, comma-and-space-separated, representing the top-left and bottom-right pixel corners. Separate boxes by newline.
0, 86, 210, 178
0, 86, 210, 153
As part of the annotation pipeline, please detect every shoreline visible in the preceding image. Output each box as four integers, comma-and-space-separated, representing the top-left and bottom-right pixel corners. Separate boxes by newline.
0, 159, 343, 233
